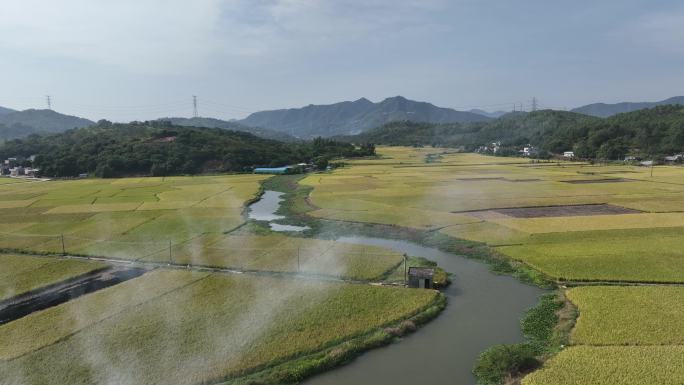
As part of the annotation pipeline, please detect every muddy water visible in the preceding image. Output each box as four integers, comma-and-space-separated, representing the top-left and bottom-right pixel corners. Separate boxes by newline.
250, 191, 545, 385
0, 267, 146, 325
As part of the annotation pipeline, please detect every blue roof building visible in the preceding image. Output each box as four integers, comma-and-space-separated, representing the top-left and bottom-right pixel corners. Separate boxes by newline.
253, 166, 293, 174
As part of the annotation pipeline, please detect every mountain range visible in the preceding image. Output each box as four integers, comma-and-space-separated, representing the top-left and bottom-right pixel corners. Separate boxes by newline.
3, 95, 684, 142
237, 96, 492, 137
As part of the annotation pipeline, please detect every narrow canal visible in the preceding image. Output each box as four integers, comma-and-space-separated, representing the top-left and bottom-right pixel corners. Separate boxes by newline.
0, 267, 146, 325
249, 190, 545, 385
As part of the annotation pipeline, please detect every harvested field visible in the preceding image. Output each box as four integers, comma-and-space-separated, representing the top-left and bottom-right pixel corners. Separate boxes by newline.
481, 204, 641, 218
561, 178, 630, 184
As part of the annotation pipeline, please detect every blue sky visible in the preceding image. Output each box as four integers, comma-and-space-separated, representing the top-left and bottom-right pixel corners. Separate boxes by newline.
1, 0, 683, 121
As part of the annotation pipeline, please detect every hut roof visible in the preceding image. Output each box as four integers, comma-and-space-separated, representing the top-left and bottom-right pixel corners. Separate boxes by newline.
408, 267, 435, 279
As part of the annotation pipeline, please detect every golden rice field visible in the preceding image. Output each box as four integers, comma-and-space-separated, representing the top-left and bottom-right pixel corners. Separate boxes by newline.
0, 254, 106, 301
521, 285, 684, 384
0, 175, 404, 280
0, 270, 439, 385
567, 286, 684, 345
522, 346, 684, 385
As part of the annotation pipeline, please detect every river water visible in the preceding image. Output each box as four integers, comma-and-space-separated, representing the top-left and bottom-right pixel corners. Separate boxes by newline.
249, 191, 545, 385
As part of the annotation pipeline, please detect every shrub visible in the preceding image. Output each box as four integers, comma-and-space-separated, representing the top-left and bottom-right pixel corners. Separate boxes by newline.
473, 343, 540, 385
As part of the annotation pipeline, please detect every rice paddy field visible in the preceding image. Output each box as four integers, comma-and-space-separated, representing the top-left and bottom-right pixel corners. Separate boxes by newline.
303, 147, 684, 283
0, 175, 405, 280
0, 172, 440, 385
301, 146, 684, 384
0, 270, 439, 384
522, 286, 684, 385
4, 147, 684, 384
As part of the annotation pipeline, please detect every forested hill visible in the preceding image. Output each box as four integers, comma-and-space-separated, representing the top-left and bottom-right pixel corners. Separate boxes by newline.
340, 110, 599, 148
0, 121, 375, 178
343, 105, 684, 159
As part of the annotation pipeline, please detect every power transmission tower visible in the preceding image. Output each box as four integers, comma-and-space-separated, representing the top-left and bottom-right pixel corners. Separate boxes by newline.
531, 97, 538, 112
192, 95, 198, 118
46, 95, 52, 110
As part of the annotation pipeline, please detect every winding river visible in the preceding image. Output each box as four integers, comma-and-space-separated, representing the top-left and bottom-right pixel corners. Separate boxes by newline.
249, 191, 545, 385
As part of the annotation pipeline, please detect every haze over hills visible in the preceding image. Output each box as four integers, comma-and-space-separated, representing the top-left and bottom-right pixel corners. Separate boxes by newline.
0, 106, 16, 115
238, 96, 492, 138
0, 108, 94, 141
572, 96, 684, 118
159, 117, 296, 142
468, 109, 509, 119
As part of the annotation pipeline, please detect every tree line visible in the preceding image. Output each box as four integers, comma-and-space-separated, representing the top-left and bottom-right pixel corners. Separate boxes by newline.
0, 120, 376, 177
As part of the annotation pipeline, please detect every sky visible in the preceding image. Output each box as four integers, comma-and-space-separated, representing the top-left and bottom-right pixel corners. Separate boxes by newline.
1, 0, 683, 122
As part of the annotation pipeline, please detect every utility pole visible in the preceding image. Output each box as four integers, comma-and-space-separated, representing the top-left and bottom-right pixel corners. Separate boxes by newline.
404, 254, 408, 286
61, 234, 66, 256
651, 161, 654, 178
297, 246, 301, 273
192, 95, 198, 118
168, 240, 173, 264
519, 103, 524, 112
46, 95, 52, 110
531, 97, 538, 112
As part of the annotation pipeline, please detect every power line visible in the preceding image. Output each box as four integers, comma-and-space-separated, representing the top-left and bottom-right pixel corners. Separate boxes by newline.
531, 97, 538, 112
